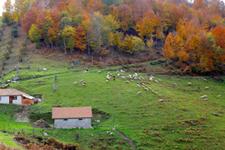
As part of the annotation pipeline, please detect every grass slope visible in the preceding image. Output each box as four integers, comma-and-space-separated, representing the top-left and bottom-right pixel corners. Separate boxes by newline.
0, 57, 224, 149
0, 132, 23, 150
0, 26, 224, 150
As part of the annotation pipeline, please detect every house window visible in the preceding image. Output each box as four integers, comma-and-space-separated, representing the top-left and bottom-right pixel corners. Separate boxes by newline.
64, 119, 68, 121
0, 97, 1, 101
78, 118, 83, 121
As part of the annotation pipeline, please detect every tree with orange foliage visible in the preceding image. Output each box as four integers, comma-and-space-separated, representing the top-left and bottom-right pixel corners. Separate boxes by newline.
164, 19, 225, 72
110, 4, 133, 30
164, 33, 176, 59
48, 27, 58, 48
86, 0, 103, 12
136, 13, 161, 39
74, 26, 87, 52
211, 25, 225, 49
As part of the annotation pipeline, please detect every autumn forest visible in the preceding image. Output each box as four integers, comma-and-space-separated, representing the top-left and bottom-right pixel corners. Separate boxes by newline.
2, 0, 225, 73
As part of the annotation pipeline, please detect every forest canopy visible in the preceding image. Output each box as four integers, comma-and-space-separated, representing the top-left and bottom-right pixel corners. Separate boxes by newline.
2, 0, 225, 73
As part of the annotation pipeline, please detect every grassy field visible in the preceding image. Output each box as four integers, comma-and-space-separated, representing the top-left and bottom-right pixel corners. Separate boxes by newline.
0, 132, 23, 150
0, 55, 224, 149
0, 26, 224, 150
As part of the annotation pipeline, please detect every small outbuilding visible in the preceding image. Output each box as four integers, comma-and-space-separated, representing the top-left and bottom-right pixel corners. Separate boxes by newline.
0, 88, 40, 105
52, 107, 93, 129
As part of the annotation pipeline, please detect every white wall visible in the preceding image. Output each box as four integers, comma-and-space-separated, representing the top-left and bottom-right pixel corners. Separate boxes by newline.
0, 96, 22, 105
12, 96, 22, 105
54, 118, 92, 129
0, 96, 9, 104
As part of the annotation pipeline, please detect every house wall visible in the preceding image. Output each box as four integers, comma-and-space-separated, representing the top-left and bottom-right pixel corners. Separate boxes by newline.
54, 118, 92, 129
0, 96, 22, 105
0, 96, 10, 104
12, 96, 22, 105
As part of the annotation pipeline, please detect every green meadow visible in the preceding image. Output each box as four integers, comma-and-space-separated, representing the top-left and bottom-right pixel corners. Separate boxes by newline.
0, 56, 224, 150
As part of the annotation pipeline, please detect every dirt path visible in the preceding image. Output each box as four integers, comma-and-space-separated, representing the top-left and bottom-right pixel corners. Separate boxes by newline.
116, 130, 136, 150
15, 106, 29, 123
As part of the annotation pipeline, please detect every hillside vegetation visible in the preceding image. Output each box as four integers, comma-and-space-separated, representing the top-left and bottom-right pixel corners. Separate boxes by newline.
0, 55, 225, 150
2, 0, 225, 73
0, 25, 224, 150
0, 0, 224, 150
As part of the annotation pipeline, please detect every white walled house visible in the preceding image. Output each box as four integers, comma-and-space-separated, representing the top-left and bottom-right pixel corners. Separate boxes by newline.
0, 89, 39, 105
52, 107, 93, 129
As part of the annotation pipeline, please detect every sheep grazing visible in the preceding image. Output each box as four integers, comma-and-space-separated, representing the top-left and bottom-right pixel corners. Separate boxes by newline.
80, 80, 86, 86
149, 75, 154, 81
120, 69, 125, 73
200, 95, 208, 101
106, 74, 112, 80
188, 82, 192, 86
137, 91, 142, 95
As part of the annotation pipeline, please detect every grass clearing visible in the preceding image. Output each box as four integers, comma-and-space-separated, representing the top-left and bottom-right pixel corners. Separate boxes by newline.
0, 58, 224, 149
0, 132, 24, 150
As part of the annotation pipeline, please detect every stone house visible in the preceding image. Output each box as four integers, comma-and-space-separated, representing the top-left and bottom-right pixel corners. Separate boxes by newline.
52, 107, 93, 129
0, 88, 40, 105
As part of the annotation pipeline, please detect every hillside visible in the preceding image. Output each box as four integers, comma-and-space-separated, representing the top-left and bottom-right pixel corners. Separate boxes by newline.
2, 0, 224, 74
0, 0, 224, 150
0, 25, 224, 150
0, 54, 225, 150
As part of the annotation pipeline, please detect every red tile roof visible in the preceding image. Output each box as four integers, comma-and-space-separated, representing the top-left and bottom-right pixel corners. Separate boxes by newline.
52, 107, 93, 119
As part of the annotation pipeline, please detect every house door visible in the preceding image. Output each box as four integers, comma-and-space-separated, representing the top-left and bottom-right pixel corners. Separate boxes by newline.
9, 96, 17, 104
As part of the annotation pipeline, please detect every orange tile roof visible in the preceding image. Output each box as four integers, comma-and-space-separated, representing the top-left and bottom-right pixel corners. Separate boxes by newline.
52, 107, 93, 119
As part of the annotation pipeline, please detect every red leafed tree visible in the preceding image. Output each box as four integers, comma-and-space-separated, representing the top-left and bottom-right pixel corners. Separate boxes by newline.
21, 6, 39, 32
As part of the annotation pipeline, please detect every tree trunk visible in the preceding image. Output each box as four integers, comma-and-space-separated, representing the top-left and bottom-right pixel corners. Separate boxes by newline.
63, 39, 67, 54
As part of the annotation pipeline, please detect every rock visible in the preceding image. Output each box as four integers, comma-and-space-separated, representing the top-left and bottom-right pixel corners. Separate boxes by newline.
200, 95, 208, 101
43, 68, 48, 71
33, 119, 50, 128
96, 120, 100, 123
12, 76, 20, 81
43, 132, 48, 136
